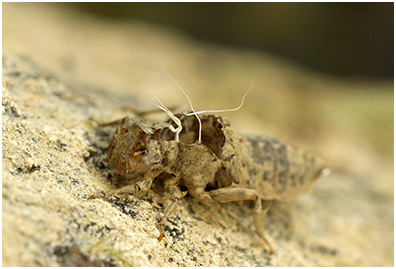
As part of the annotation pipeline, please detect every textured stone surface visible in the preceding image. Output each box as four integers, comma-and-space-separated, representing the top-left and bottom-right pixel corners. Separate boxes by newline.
2, 3, 393, 266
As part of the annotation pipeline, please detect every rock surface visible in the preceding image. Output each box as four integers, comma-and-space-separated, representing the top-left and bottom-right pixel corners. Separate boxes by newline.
2, 3, 393, 266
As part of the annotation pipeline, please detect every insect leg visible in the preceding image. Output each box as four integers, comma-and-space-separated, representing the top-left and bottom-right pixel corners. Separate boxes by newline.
157, 198, 179, 243
185, 175, 216, 202
208, 187, 274, 256
158, 176, 186, 242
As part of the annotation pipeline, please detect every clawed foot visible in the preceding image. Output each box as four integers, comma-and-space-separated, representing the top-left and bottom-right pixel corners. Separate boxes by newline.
157, 223, 168, 243
158, 232, 167, 243
267, 247, 274, 258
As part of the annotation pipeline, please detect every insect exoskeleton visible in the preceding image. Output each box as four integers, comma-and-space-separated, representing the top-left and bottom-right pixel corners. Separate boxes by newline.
240, 135, 329, 201
159, 113, 329, 200
90, 113, 329, 257
106, 117, 163, 175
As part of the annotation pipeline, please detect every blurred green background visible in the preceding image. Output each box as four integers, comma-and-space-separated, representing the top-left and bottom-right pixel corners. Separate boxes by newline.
73, 2, 394, 80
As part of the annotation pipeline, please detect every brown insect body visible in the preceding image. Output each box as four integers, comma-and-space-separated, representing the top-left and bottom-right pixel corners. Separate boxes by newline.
156, 114, 327, 201
93, 113, 328, 256
241, 135, 327, 201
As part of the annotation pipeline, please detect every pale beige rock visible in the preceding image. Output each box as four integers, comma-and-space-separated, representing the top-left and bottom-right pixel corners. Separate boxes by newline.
2, 3, 393, 266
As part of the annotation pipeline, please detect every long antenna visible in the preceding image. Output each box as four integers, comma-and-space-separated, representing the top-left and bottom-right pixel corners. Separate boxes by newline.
150, 81, 182, 142
184, 79, 254, 116
158, 63, 202, 143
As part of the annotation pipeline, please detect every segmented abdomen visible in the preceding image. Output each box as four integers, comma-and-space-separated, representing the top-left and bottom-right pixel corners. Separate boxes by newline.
242, 135, 327, 201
